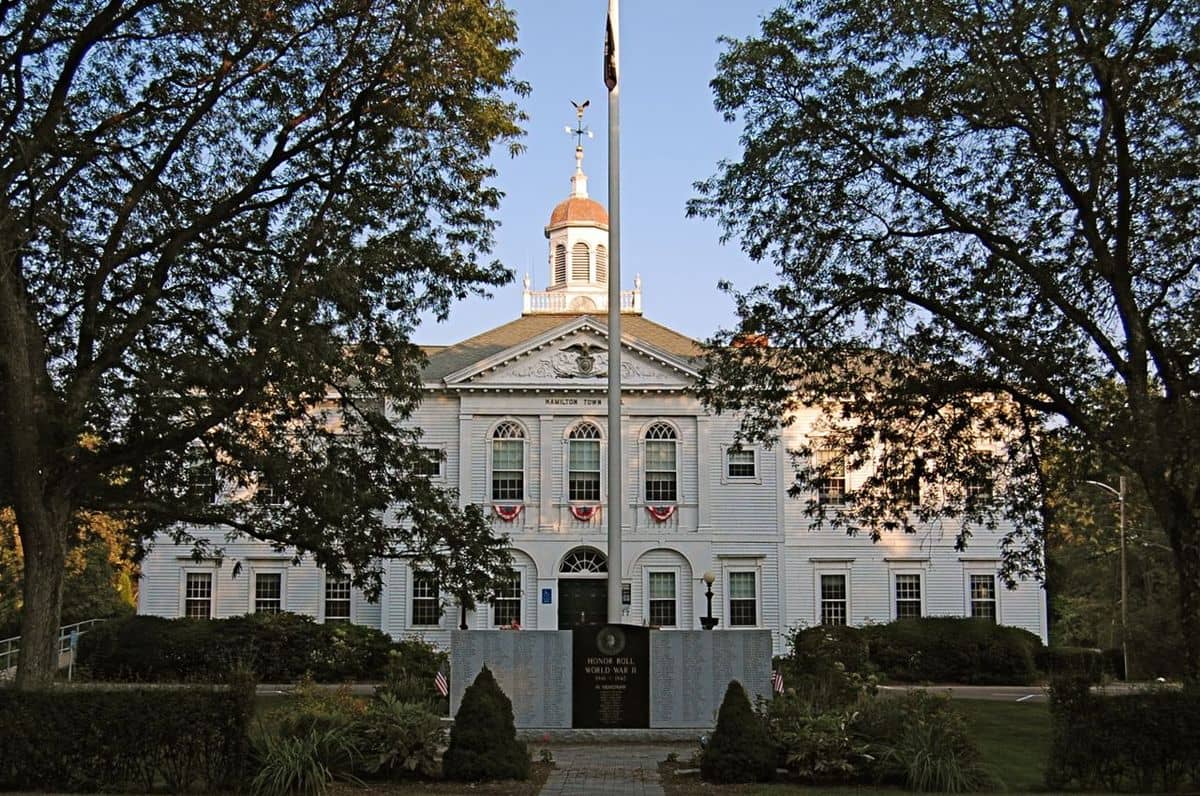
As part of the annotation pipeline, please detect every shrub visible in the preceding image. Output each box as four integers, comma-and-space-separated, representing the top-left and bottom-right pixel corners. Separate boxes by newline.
442, 666, 529, 781
1046, 681, 1200, 792
1037, 646, 1106, 683
376, 636, 449, 713
700, 680, 776, 783
251, 726, 360, 796
765, 694, 870, 782
360, 694, 446, 779
79, 612, 400, 682
861, 618, 1041, 684
777, 625, 877, 712
853, 690, 990, 793
0, 680, 254, 792
267, 677, 369, 739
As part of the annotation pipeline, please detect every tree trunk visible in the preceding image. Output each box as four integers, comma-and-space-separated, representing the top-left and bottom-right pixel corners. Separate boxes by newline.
14, 508, 68, 690
1175, 530, 1200, 685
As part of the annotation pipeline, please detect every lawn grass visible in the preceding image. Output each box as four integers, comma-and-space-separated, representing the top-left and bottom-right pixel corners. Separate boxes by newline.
955, 699, 1051, 792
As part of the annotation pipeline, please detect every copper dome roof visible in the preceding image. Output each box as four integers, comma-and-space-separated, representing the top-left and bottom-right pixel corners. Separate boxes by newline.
547, 196, 609, 229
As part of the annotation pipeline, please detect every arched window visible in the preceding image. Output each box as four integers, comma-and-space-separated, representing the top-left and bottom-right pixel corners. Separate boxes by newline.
560, 547, 608, 574
596, 244, 608, 283
572, 242, 590, 281
491, 421, 525, 501
554, 244, 567, 285
644, 422, 678, 503
568, 423, 601, 502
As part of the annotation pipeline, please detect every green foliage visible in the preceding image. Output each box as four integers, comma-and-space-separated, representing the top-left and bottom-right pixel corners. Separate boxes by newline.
862, 618, 1041, 685
777, 625, 877, 712
700, 680, 776, 784
0, 681, 254, 792
765, 695, 871, 782
251, 726, 360, 796
2, 0, 525, 686
360, 694, 446, 779
268, 678, 370, 739
691, 0, 1200, 679
1037, 646, 1107, 684
376, 636, 450, 712
78, 612, 403, 682
854, 691, 990, 793
784, 619, 1041, 687
442, 666, 529, 781
1046, 681, 1200, 791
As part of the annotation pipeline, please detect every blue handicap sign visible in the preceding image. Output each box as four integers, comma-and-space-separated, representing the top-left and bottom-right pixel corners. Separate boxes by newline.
541, 588, 552, 605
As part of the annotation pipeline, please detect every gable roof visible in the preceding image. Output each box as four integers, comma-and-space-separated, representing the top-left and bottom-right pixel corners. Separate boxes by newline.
421, 313, 703, 383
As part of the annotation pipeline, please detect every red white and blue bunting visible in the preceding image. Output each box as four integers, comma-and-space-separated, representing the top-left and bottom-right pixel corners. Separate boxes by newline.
646, 505, 676, 523
570, 504, 601, 521
493, 504, 523, 522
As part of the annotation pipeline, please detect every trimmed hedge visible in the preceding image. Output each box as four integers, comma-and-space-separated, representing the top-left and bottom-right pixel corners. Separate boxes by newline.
78, 612, 396, 682
786, 618, 1042, 685
0, 681, 254, 792
1036, 646, 1107, 683
1046, 679, 1200, 791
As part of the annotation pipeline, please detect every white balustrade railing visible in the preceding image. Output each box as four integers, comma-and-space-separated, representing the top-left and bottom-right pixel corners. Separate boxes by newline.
522, 288, 642, 315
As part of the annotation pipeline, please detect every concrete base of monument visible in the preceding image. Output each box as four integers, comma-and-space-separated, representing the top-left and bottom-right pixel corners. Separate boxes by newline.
516, 727, 706, 743
450, 626, 773, 730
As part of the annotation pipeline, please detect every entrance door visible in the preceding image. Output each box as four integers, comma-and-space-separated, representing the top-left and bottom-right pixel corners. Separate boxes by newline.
558, 579, 607, 630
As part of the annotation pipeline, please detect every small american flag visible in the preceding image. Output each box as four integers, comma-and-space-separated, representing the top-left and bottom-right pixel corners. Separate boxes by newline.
434, 668, 449, 697
771, 669, 785, 694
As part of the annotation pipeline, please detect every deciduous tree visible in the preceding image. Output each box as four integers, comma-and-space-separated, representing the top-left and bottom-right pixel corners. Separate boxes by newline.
691, 0, 1200, 676
0, 0, 525, 687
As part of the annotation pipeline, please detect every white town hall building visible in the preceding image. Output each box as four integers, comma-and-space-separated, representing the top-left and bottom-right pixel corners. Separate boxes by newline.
139, 149, 1048, 654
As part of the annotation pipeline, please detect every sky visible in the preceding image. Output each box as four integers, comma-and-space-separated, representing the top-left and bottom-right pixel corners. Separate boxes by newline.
416, 0, 782, 345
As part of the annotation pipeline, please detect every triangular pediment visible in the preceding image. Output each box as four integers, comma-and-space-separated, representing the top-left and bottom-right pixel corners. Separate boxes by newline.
441, 316, 697, 390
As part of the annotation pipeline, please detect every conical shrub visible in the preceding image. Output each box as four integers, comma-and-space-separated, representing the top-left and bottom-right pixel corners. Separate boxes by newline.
701, 679, 776, 783
442, 666, 530, 781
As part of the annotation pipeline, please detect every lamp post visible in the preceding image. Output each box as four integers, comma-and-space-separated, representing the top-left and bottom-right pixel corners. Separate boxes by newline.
1084, 476, 1128, 680
700, 571, 719, 630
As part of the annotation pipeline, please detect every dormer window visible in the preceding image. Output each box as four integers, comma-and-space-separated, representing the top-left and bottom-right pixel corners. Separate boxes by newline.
572, 242, 590, 281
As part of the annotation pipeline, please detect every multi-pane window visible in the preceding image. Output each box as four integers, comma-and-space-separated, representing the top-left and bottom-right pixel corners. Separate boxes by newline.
491, 421, 525, 502
492, 571, 522, 626
728, 571, 758, 626
895, 574, 922, 619
255, 479, 283, 506
820, 574, 847, 626
815, 448, 846, 505
726, 448, 756, 479
970, 574, 997, 621
568, 423, 602, 501
648, 571, 677, 627
185, 451, 218, 504
644, 422, 678, 502
415, 448, 442, 478
325, 576, 351, 622
185, 572, 212, 618
255, 573, 282, 613
967, 454, 995, 503
411, 572, 440, 626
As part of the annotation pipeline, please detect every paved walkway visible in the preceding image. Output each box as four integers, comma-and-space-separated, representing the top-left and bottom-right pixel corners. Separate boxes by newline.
537, 743, 692, 796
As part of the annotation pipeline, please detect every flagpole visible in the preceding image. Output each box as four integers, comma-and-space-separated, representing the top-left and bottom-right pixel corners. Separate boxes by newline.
605, 0, 622, 625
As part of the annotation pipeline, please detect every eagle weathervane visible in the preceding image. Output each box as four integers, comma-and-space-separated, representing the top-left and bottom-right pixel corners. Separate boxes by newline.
565, 100, 593, 149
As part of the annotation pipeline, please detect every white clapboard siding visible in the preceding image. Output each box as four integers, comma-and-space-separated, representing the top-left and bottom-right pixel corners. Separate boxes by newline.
628, 548, 694, 630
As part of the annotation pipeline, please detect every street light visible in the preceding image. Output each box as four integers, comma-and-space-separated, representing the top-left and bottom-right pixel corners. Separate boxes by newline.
700, 571, 719, 630
1084, 476, 1128, 680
